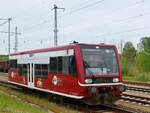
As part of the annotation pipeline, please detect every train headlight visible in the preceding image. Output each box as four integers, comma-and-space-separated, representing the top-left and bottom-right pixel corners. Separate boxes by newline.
85, 78, 92, 84
113, 78, 119, 83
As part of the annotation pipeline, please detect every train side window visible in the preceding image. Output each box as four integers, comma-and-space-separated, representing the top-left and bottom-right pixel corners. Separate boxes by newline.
49, 56, 77, 77
35, 64, 48, 79
35, 64, 41, 76
69, 56, 77, 77
62, 56, 69, 74
18, 64, 23, 75
22, 64, 27, 76
42, 64, 48, 76
58, 57, 62, 74
10, 59, 17, 69
50, 57, 57, 73
18, 64, 27, 76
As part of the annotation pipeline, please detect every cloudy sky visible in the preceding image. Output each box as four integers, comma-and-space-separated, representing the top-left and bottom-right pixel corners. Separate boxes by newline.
0, 0, 150, 54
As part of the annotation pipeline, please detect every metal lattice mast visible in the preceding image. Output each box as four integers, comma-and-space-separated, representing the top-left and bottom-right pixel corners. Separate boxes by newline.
52, 4, 65, 46
14, 27, 18, 52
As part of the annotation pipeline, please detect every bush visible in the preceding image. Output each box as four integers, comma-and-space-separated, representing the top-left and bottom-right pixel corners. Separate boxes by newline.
120, 57, 130, 75
135, 52, 150, 72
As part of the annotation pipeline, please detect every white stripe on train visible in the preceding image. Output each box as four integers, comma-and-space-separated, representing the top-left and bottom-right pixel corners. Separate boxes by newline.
8, 80, 84, 99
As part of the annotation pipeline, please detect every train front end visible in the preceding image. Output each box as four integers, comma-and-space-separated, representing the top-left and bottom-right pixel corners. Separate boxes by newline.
77, 44, 126, 105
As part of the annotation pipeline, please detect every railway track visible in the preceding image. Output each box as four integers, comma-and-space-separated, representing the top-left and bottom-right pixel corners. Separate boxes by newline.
0, 72, 8, 77
123, 82, 150, 101
124, 81, 150, 87
0, 80, 134, 113
121, 94, 150, 106
0, 73, 148, 113
124, 82, 150, 92
120, 82, 150, 112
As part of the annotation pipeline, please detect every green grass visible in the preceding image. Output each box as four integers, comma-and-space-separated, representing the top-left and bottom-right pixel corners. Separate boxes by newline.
0, 92, 46, 113
0, 56, 8, 61
0, 86, 77, 113
123, 73, 150, 83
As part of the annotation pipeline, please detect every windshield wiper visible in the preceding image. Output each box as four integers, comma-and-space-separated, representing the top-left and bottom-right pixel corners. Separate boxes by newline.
83, 60, 96, 83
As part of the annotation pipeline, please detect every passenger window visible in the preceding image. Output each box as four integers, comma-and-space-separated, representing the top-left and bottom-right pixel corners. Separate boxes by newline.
42, 64, 48, 76
69, 56, 77, 77
58, 57, 62, 74
35, 64, 41, 76
35, 64, 48, 79
10, 59, 17, 69
22, 64, 27, 76
18, 64, 23, 75
49, 56, 77, 77
50, 57, 57, 73
18, 64, 27, 76
62, 56, 69, 74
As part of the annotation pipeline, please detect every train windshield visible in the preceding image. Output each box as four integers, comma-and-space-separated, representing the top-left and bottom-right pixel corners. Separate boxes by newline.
80, 45, 119, 76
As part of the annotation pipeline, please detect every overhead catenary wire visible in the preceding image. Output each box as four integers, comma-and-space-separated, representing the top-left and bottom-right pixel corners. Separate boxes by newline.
22, 20, 49, 32
5, 0, 149, 52
0, 20, 8, 27
103, 0, 145, 16
0, 18, 8, 20
96, 27, 150, 37
21, 0, 146, 33
60, 0, 144, 18
21, 0, 106, 32
59, 0, 106, 18
22, 10, 150, 34
64, 0, 105, 14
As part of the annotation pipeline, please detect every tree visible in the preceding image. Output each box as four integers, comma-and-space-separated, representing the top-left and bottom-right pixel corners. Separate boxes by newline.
135, 52, 150, 72
122, 41, 136, 63
137, 37, 150, 53
135, 36, 150, 72
121, 41, 136, 75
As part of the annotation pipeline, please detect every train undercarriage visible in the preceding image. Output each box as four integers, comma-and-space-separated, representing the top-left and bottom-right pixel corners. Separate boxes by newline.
83, 85, 126, 105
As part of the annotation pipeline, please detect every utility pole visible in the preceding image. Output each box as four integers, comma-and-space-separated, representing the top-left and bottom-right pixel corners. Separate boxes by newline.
0, 18, 21, 54
8, 18, 12, 56
120, 40, 123, 58
14, 27, 18, 52
0, 18, 11, 55
52, 4, 65, 46
13, 27, 21, 52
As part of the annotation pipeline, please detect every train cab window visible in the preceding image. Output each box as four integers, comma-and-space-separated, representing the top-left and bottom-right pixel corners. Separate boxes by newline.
50, 57, 57, 73
10, 59, 17, 69
81, 45, 119, 75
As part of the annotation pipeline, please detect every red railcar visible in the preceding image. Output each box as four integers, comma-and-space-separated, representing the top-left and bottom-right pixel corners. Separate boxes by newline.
0, 61, 8, 72
8, 43, 126, 105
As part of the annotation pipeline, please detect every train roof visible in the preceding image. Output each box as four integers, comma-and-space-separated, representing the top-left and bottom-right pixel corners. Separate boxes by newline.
10, 43, 116, 56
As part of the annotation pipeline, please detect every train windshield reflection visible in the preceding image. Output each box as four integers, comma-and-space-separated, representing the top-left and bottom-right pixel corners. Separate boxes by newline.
81, 45, 119, 76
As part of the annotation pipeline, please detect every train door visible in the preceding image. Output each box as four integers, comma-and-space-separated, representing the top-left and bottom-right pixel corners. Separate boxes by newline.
27, 63, 35, 88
